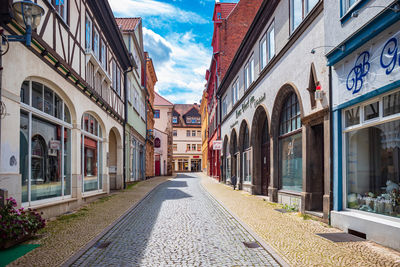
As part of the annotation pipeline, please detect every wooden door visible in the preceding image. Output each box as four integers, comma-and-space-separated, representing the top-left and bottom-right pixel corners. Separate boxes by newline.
155, 155, 161, 176
261, 142, 270, 195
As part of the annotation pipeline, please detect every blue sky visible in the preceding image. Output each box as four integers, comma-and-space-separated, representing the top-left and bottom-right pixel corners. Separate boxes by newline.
109, 0, 238, 104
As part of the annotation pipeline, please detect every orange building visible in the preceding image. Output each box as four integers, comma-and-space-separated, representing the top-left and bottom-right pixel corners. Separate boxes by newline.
145, 52, 157, 178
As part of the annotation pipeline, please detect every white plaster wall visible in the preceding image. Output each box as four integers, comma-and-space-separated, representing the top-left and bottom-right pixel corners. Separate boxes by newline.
221, 11, 328, 140
324, 0, 395, 55
0, 39, 123, 205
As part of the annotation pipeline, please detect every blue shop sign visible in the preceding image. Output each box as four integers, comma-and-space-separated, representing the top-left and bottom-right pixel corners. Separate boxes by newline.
346, 36, 400, 95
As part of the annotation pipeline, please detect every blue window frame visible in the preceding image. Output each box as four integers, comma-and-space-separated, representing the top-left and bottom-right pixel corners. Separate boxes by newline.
154, 110, 160, 119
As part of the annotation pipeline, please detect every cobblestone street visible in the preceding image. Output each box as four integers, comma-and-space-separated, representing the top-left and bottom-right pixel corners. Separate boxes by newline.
70, 173, 281, 266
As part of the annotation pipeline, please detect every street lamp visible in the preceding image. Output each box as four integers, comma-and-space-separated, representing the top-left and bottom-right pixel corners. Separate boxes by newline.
5, 0, 45, 46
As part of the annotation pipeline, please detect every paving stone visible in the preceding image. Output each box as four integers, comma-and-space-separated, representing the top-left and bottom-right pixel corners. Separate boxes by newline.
200, 173, 400, 267
71, 173, 279, 266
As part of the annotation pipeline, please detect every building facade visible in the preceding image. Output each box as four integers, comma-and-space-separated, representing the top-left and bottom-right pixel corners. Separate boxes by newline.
200, 90, 208, 173
0, 0, 133, 218
206, 0, 263, 181
326, 0, 400, 250
172, 104, 202, 172
153, 92, 173, 176
145, 52, 157, 178
218, 0, 331, 221
116, 18, 147, 184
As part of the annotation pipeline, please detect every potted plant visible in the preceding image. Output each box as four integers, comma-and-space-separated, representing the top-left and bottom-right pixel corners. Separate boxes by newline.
0, 197, 46, 249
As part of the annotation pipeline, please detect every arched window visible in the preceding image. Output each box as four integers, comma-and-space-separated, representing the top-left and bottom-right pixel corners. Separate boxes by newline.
279, 93, 302, 192
154, 138, 161, 148
81, 113, 103, 192
20, 80, 72, 205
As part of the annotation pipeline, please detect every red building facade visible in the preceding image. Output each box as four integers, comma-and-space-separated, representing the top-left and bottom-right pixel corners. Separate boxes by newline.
206, 0, 262, 181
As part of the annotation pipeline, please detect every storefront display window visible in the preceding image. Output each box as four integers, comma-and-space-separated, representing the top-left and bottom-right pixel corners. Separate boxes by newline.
279, 93, 302, 192
19, 81, 72, 205
81, 113, 103, 192
242, 125, 252, 183
345, 90, 400, 218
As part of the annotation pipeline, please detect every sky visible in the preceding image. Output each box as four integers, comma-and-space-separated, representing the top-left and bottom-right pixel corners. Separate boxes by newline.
109, 0, 239, 104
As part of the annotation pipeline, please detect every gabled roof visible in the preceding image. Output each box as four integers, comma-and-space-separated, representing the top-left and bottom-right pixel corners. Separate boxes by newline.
173, 104, 201, 127
213, 2, 237, 21
220, 3, 237, 18
154, 92, 173, 106
115, 17, 141, 32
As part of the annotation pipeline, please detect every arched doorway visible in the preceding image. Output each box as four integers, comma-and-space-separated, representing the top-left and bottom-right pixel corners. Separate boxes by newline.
222, 136, 229, 183
230, 129, 238, 186
251, 106, 270, 195
109, 130, 117, 190
238, 121, 251, 190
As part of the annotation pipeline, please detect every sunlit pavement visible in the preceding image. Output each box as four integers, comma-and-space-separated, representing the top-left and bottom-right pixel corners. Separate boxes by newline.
70, 173, 280, 266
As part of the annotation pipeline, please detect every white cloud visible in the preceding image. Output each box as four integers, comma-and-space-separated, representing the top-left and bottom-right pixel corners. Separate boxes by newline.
143, 28, 211, 104
108, 0, 207, 24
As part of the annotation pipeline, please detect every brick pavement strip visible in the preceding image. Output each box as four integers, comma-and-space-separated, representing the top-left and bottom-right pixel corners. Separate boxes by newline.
200, 173, 400, 267
68, 173, 282, 266
7, 176, 174, 267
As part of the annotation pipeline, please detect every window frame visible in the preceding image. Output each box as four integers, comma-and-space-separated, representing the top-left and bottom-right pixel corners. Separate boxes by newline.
20, 80, 73, 206
232, 78, 239, 105
290, 0, 319, 33
244, 56, 255, 90
154, 110, 160, 119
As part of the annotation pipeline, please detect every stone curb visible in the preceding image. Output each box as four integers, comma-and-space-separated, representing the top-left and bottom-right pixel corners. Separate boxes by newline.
61, 175, 176, 267
199, 175, 291, 267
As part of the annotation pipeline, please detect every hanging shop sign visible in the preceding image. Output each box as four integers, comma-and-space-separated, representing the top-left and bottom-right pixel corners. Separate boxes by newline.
333, 30, 400, 106
213, 140, 223, 150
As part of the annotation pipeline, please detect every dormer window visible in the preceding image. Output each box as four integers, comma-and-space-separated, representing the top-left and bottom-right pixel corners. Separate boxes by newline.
191, 117, 197, 123
186, 116, 192, 124
172, 116, 177, 123
217, 12, 222, 19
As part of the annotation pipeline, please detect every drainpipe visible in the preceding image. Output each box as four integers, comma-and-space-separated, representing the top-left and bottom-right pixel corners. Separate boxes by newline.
143, 58, 148, 180
123, 66, 133, 189
328, 65, 333, 225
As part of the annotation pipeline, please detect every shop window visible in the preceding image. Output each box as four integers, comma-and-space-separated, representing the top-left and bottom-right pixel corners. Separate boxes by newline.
187, 144, 191, 151
279, 93, 302, 192
197, 144, 201, 151
346, 120, 400, 217
343, 90, 400, 218
19, 81, 72, 205
364, 102, 379, 121
81, 113, 103, 192
242, 125, 252, 183
192, 144, 196, 151
345, 106, 360, 127
383, 91, 400, 117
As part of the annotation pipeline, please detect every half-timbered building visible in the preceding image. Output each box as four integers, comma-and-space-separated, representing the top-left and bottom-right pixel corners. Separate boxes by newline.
0, 0, 134, 218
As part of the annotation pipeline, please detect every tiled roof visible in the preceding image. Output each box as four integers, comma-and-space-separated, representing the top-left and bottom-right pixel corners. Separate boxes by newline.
154, 92, 173, 106
220, 3, 237, 18
173, 104, 201, 128
115, 18, 141, 31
